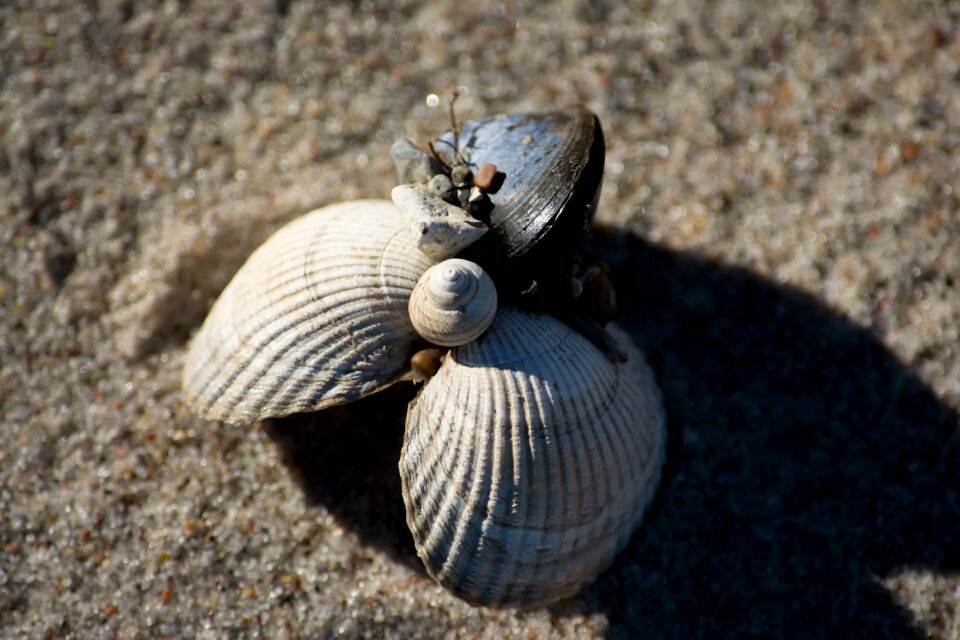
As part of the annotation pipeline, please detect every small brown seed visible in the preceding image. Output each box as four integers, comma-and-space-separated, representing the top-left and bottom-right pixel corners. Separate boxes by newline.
410, 347, 447, 380
473, 163, 497, 190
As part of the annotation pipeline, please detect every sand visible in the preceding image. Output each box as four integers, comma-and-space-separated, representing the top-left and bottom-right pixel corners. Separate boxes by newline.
2, 1, 958, 638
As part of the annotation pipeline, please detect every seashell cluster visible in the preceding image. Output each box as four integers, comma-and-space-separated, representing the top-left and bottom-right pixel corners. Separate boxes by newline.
181, 107, 666, 608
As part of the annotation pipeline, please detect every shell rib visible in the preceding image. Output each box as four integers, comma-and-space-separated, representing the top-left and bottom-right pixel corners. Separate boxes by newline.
182, 200, 435, 422
399, 308, 666, 607
408, 259, 497, 347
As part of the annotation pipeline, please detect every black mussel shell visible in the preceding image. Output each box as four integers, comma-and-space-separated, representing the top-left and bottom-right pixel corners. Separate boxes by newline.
434, 108, 605, 302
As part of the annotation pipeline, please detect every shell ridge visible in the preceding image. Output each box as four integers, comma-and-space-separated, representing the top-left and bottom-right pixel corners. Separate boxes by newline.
578, 353, 630, 565
459, 312, 624, 439
184, 205, 358, 413
535, 339, 621, 438
592, 335, 661, 557
519, 367, 549, 544
471, 329, 516, 604
378, 225, 436, 305
225, 230, 393, 327
456, 360, 501, 600
581, 337, 625, 520
527, 315, 663, 600
485, 315, 564, 603
183, 200, 430, 420
537, 335, 598, 586
499, 366, 533, 602
400, 399, 430, 517
561, 337, 605, 525
457, 309, 571, 371
271, 332, 403, 413
418, 360, 474, 578
403, 401, 446, 563
235, 252, 418, 414
407, 351, 493, 586
203, 297, 407, 418
403, 396, 437, 516
184, 259, 297, 412
524, 364, 558, 565
434, 360, 495, 597
234, 207, 400, 333
440, 321, 522, 604
407, 350, 469, 514
418, 360, 477, 596
630, 355, 666, 459
182, 290, 242, 406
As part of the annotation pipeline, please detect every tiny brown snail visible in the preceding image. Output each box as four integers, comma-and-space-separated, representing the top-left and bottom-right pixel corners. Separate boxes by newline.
181, 106, 665, 608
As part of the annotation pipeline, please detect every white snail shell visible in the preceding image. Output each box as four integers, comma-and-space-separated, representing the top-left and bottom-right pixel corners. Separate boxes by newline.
408, 258, 497, 347
400, 307, 667, 607
181, 200, 435, 422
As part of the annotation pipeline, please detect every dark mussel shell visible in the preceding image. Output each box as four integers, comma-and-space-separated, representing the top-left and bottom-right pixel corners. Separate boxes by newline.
435, 108, 604, 302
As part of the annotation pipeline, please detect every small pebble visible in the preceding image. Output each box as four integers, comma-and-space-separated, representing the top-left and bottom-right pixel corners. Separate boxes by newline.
457, 186, 471, 208
450, 164, 473, 188
466, 187, 493, 220
473, 163, 497, 190
390, 138, 444, 185
428, 173, 457, 203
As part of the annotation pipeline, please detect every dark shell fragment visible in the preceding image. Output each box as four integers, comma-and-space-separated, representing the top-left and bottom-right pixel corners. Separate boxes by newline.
433, 108, 605, 302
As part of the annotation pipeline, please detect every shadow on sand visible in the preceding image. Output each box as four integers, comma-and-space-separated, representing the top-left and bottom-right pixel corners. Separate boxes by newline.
266, 229, 959, 639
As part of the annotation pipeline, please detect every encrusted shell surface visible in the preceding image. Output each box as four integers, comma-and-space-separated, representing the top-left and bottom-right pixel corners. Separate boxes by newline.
182, 200, 435, 422
391, 185, 488, 261
399, 307, 666, 607
408, 258, 497, 347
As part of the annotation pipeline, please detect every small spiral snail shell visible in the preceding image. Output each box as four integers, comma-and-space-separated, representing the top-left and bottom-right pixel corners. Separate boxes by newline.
408, 258, 497, 347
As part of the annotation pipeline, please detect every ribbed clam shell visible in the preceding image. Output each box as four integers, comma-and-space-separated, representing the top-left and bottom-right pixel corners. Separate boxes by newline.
400, 307, 666, 607
182, 200, 435, 422
408, 259, 497, 347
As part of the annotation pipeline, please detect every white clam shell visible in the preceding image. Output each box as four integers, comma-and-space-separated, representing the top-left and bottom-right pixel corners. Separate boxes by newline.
182, 200, 435, 422
399, 307, 666, 607
408, 258, 497, 347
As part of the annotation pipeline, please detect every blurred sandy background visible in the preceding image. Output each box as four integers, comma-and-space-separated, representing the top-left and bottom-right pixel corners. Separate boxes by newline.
2, 1, 959, 638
